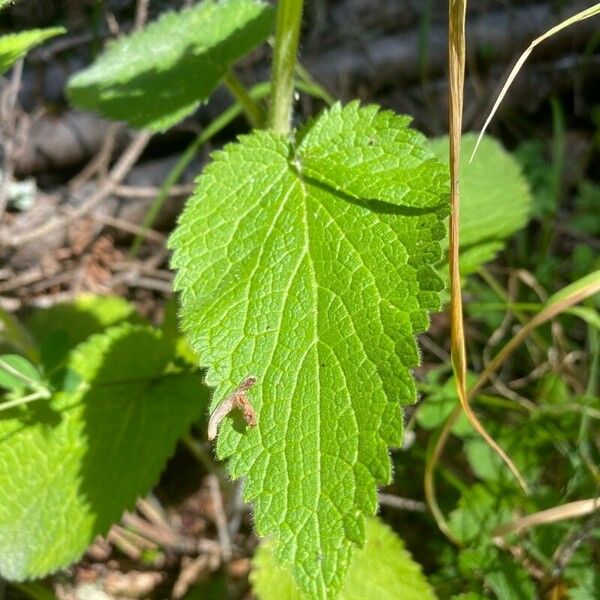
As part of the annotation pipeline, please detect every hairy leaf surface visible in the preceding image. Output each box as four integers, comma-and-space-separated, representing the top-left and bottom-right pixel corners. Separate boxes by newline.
0, 27, 64, 75
251, 517, 437, 599
170, 102, 448, 597
430, 134, 532, 275
68, 0, 274, 131
0, 324, 206, 580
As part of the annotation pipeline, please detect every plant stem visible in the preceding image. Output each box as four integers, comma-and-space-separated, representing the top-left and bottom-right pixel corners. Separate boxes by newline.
295, 63, 335, 105
223, 70, 265, 129
0, 390, 48, 413
129, 82, 272, 257
268, 0, 304, 134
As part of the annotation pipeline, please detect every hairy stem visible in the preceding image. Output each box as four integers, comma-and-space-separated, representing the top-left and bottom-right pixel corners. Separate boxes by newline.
268, 0, 304, 134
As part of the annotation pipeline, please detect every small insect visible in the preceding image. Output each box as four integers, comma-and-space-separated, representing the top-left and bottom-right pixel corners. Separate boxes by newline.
207, 376, 257, 441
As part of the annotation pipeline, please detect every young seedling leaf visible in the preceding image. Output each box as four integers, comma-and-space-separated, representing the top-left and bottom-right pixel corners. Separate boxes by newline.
0, 323, 207, 581
251, 517, 438, 600
170, 102, 449, 597
0, 27, 64, 75
0, 354, 43, 393
68, 0, 274, 131
429, 134, 532, 275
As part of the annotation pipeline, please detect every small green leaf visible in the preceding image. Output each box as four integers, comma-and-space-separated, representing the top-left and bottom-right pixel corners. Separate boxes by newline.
68, 0, 274, 131
417, 373, 473, 436
0, 323, 207, 581
0, 27, 65, 75
430, 134, 532, 275
251, 517, 437, 600
170, 102, 448, 597
448, 483, 533, 546
0, 354, 43, 393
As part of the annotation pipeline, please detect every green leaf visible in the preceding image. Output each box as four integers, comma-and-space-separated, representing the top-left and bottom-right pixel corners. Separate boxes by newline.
251, 517, 437, 600
0, 354, 43, 393
0, 27, 65, 75
0, 323, 207, 581
170, 102, 448, 597
26, 294, 139, 348
417, 373, 473, 436
25, 294, 140, 372
429, 134, 532, 275
448, 483, 531, 546
458, 548, 535, 600
68, 0, 274, 131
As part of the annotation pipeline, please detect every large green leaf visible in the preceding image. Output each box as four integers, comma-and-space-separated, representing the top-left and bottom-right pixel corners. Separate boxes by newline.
430, 134, 532, 275
170, 102, 448, 597
26, 294, 139, 349
0, 324, 206, 580
0, 27, 65, 75
25, 295, 141, 375
251, 517, 437, 600
68, 0, 274, 131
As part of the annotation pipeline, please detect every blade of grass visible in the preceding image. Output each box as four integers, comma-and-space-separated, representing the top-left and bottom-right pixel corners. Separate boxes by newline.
447, 0, 468, 453
493, 498, 600, 537
425, 270, 600, 538
470, 269, 600, 399
470, 3, 600, 161
448, 0, 529, 495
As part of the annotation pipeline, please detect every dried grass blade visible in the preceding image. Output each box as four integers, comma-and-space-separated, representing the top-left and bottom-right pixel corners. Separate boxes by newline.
471, 3, 600, 162
447, 0, 529, 495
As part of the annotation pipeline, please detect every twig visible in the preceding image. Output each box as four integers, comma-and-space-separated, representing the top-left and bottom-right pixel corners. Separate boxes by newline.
135, 0, 150, 31
378, 493, 427, 512
172, 555, 212, 600
551, 514, 598, 576
114, 183, 193, 199
68, 123, 122, 191
207, 474, 232, 561
136, 496, 170, 529
207, 377, 257, 441
107, 527, 142, 561
0, 59, 25, 219
110, 524, 158, 551
419, 335, 450, 362
90, 211, 166, 243
121, 512, 221, 555
5, 132, 151, 247
0, 266, 45, 293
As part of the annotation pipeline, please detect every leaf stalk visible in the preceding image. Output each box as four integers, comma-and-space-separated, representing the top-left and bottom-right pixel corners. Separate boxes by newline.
223, 70, 265, 129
